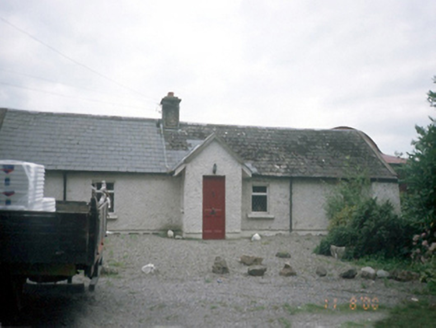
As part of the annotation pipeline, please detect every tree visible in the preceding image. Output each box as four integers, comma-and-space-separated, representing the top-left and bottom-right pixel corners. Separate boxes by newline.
400, 76, 436, 261
428, 76, 436, 108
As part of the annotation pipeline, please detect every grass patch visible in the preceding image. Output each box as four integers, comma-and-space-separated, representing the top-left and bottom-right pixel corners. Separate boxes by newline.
374, 299, 436, 327
383, 277, 393, 288
277, 317, 291, 328
283, 303, 326, 315
108, 260, 125, 268
350, 256, 410, 272
249, 305, 266, 312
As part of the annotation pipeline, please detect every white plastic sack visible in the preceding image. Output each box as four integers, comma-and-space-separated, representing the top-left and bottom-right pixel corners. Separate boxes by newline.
141, 264, 156, 274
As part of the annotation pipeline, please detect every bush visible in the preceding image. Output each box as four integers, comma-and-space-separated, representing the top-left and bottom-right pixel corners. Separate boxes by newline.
316, 197, 414, 259
350, 199, 413, 259
315, 225, 357, 258
325, 173, 370, 223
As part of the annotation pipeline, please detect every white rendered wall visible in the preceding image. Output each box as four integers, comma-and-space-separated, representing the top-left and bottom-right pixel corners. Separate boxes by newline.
241, 178, 290, 235
44, 171, 64, 200
291, 178, 335, 234
371, 181, 401, 213
182, 140, 242, 238
46, 171, 181, 232
291, 178, 401, 234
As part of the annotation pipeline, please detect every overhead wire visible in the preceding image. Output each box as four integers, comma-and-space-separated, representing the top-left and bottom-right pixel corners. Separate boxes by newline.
0, 82, 156, 111
0, 16, 159, 105
0, 68, 150, 102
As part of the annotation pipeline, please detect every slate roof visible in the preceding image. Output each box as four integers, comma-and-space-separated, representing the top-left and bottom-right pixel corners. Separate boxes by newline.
0, 108, 167, 173
0, 108, 397, 180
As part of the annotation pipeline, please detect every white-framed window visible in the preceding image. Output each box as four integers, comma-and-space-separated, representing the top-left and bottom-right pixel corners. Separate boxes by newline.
251, 185, 268, 212
92, 181, 115, 214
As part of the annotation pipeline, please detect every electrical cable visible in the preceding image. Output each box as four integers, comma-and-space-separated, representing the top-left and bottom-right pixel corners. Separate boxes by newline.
0, 82, 156, 111
0, 16, 159, 104
0, 68, 150, 102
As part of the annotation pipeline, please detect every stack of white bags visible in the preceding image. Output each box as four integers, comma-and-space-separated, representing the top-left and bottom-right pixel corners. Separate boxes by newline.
0, 160, 56, 212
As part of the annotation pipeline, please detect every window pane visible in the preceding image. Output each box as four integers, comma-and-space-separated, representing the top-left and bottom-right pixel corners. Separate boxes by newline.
252, 195, 267, 212
253, 186, 267, 193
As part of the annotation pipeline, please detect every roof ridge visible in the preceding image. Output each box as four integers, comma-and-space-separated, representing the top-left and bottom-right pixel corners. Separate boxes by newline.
5, 108, 361, 133
5, 108, 160, 123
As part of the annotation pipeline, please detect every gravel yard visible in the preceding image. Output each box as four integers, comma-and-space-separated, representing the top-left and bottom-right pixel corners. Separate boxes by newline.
7, 233, 427, 327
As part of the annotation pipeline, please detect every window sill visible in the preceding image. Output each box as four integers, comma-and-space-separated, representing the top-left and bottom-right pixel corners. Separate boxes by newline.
108, 213, 118, 220
247, 213, 275, 220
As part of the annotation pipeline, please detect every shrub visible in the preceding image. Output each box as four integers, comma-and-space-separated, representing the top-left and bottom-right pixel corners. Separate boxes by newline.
324, 172, 370, 223
316, 193, 414, 259
315, 225, 357, 256
350, 199, 413, 259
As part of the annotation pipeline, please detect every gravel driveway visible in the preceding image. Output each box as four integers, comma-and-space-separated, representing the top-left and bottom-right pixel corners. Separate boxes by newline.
7, 233, 426, 327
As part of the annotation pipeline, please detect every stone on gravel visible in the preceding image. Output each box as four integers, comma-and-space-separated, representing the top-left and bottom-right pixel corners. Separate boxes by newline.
279, 262, 297, 276
316, 266, 327, 277
167, 230, 174, 238
251, 233, 261, 241
275, 251, 291, 258
330, 245, 346, 259
361, 266, 376, 280
339, 268, 357, 279
212, 256, 229, 274
175, 235, 183, 239
141, 264, 156, 274
376, 269, 390, 279
248, 265, 267, 276
240, 255, 263, 266
392, 270, 420, 282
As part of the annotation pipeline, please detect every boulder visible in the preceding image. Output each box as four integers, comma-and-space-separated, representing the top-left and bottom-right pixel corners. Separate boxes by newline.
167, 230, 174, 238
212, 256, 229, 274
339, 268, 357, 279
240, 255, 263, 266
376, 269, 390, 279
279, 262, 297, 276
361, 266, 376, 280
316, 266, 327, 277
248, 265, 267, 276
392, 270, 420, 282
330, 245, 346, 259
275, 251, 291, 258
251, 233, 261, 241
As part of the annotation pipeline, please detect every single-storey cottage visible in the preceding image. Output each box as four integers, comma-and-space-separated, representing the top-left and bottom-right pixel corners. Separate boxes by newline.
0, 93, 401, 238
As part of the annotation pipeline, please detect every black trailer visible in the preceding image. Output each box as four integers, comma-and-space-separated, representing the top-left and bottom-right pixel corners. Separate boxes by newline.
0, 189, 108, 316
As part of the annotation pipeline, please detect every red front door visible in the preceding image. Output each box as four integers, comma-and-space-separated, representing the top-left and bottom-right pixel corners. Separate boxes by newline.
203, 176, 225, 240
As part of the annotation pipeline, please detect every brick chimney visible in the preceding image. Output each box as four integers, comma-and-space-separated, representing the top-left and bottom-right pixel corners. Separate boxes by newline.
160, 92, 181, 129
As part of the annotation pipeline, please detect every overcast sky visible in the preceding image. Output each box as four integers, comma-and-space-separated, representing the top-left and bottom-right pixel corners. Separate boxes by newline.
1, 1, 435, 155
